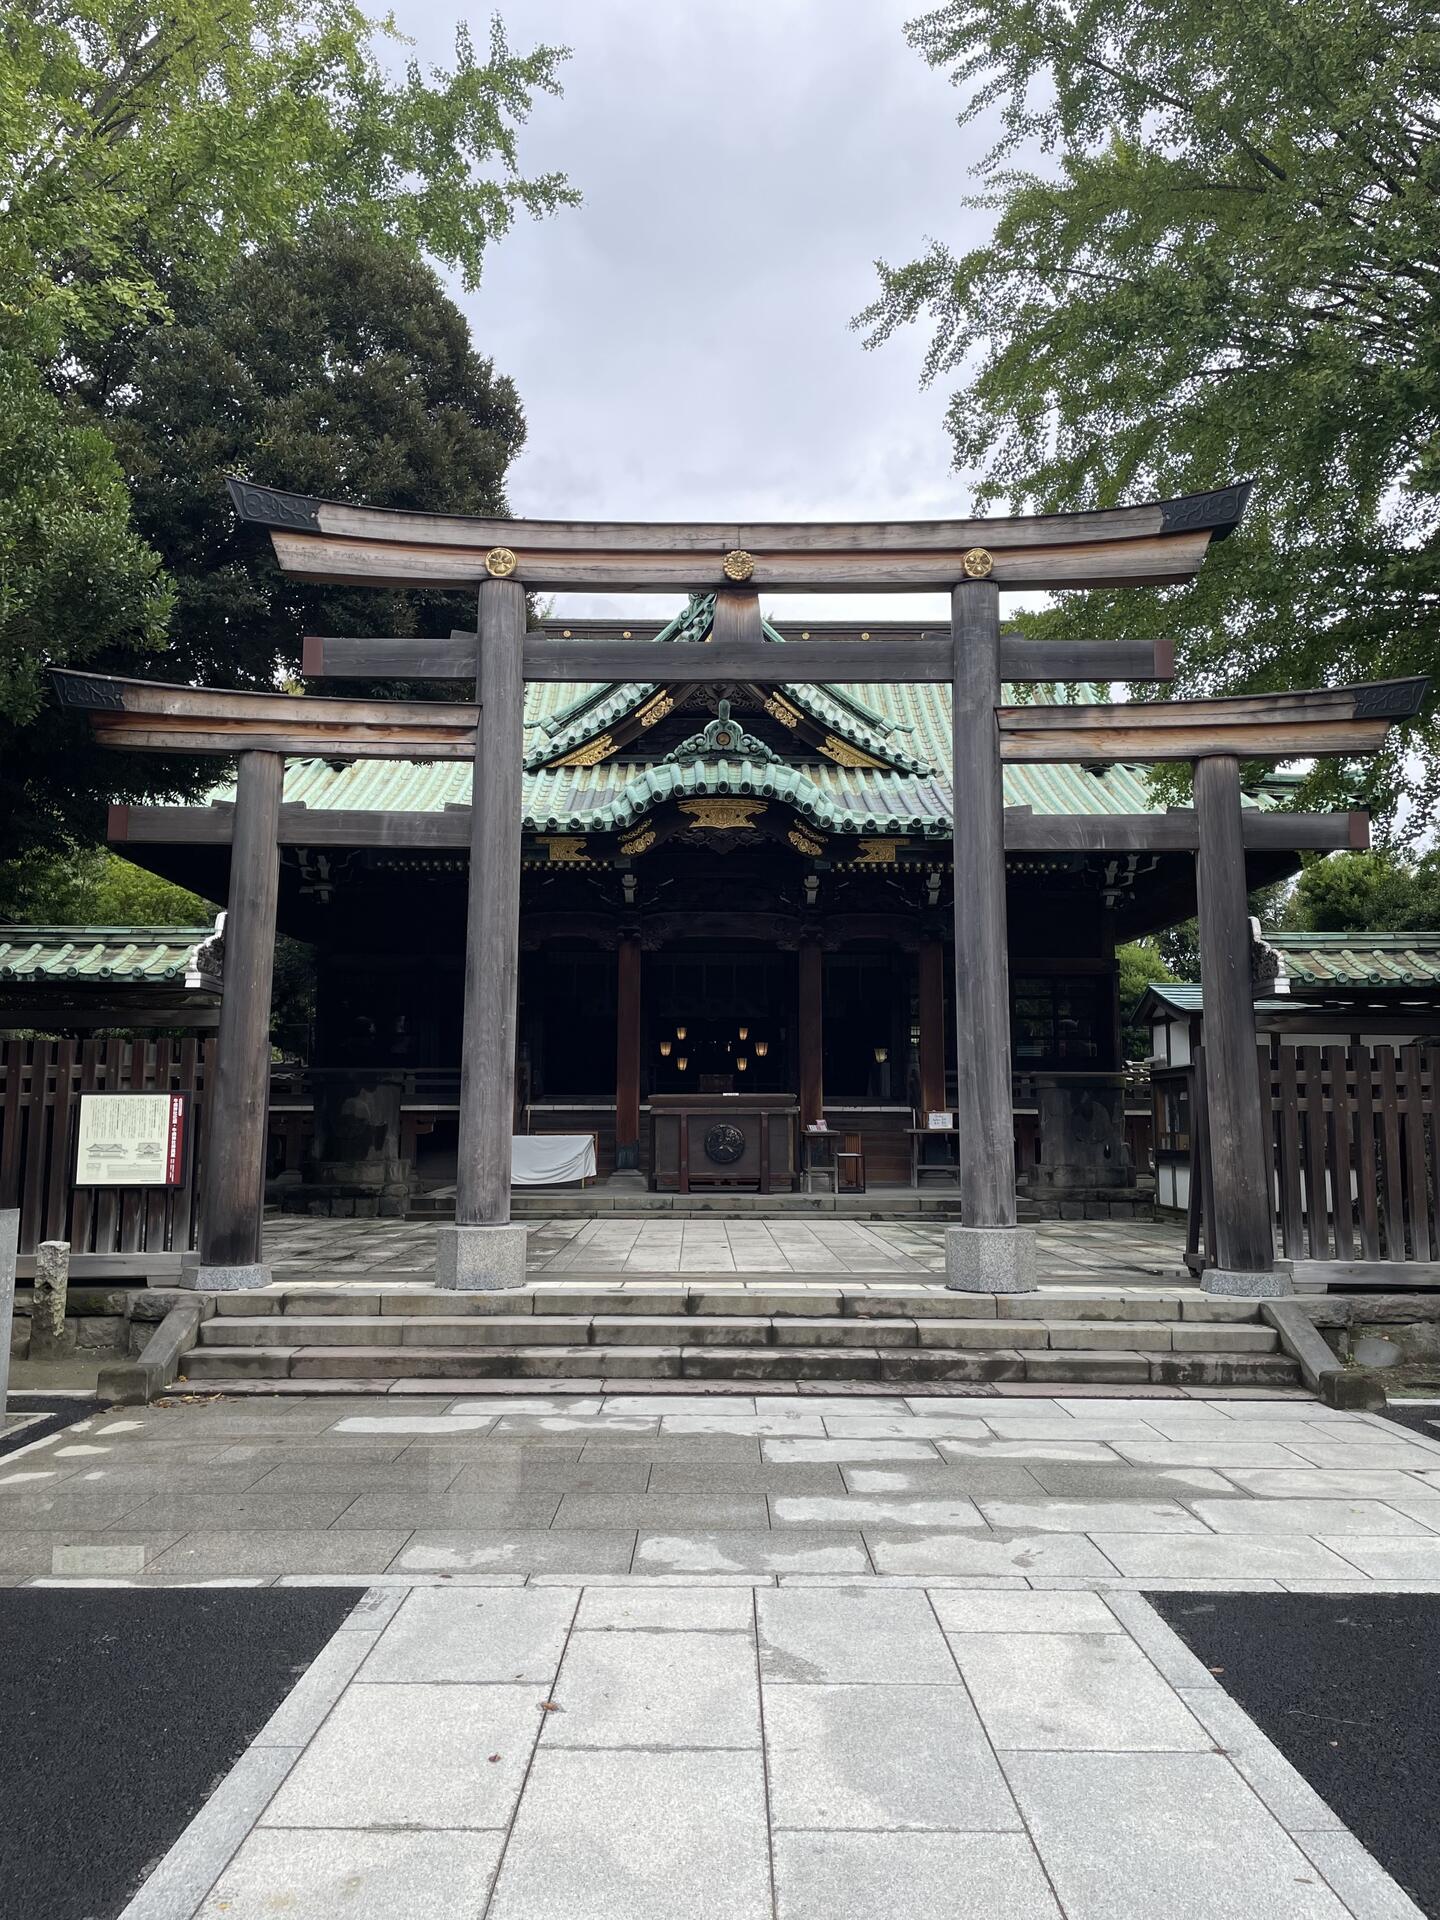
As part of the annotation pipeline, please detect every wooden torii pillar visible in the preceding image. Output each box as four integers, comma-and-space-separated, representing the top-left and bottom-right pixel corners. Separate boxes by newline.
108, 476, 1414, 1301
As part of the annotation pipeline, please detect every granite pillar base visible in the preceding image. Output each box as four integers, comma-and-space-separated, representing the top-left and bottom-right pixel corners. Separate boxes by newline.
436, 1223, 529, 1292
945, 1225, 1038, 1294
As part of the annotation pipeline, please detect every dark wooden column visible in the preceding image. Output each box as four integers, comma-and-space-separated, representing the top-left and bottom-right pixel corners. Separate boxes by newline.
951, 579, 1018, 1229
798, 939, 824, 1127
613, 932, 643, 1176
918, 937, 947, 1116
1194, 753, 1274, 1275
200, 750, 283, 1273
456, 577, 526, 1227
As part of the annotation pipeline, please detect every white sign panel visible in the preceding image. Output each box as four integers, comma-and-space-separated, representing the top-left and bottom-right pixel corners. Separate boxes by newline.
75, 1093, 188, 1187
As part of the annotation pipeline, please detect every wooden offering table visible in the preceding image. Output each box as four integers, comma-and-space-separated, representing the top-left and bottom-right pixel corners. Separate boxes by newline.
650, 1095, 798, 1193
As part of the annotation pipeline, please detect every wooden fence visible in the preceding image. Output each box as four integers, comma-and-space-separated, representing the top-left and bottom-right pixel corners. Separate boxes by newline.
0, 1038, 213, 1273
1188, 1041, 1440, 1279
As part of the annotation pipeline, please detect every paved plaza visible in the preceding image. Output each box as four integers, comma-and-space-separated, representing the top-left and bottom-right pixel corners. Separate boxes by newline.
264, 1214, 1189, 1281
6, 1390, 1439, 1917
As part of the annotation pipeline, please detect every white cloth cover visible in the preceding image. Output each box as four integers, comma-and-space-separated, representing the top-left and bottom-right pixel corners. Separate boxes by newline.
511, 1134, 597, 1186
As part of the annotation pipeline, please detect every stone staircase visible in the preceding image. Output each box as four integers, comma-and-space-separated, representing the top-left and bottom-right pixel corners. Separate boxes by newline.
180, 1284, 1300, 1391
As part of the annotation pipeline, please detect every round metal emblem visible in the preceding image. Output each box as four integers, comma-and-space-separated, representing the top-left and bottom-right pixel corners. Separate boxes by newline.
961, 546, 994, 579
485, 546, 519, 578
704, 1123, 746, 1165
722, 549, 755, 582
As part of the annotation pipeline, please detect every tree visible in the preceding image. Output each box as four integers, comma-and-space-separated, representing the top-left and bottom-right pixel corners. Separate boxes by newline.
0, 847, 212, 926
860, 0, 1440, 833
1282, 849, 1440, 930
2, 220, 528, 866
1, 4, 573, 861
1117, 937, 1175, 1058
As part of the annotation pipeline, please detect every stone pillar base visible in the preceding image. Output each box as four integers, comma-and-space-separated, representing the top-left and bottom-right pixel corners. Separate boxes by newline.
1202, 1267, 1292, 1298
945, 1225, 1038, 1294
437, 1223, 529, 1292
177, 1259, 272, 1292
604, 1169, 647, 1190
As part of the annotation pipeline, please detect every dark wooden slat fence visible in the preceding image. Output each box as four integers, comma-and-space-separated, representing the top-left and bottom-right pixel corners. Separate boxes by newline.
1188, 1040, 1439, 1275
0, 1038, 213, 1261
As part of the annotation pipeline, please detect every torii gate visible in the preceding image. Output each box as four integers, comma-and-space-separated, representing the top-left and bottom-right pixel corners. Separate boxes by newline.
55, 478, 1425, 1297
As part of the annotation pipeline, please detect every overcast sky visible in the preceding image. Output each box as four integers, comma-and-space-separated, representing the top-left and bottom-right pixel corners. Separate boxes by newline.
405, 0, 994, 622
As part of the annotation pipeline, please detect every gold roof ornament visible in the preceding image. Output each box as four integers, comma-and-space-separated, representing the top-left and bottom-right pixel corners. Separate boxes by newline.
961, 547, 994, 579
485, 546, 519, 578
722, 549, 756, 582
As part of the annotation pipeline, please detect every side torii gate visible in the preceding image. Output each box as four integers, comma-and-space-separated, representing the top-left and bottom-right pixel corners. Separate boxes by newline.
56, 478, 1425, 1296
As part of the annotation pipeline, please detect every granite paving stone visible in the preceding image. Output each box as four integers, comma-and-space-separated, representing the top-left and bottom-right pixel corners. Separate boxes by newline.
1089, 1533, 1355, 1580
635, 1529, 869, 1575
648, 1462, 848, 1494
542, 1629, 761, 1748
951, 1630, 1209, 1750
359, 1587, 577, 1684
764, 1683, 1020, 1831
839, 1463, 1047, 1496
1314, 1535, 1440, 1578
447, 1460, 652, 1493
1111, 1440, 1313, 1470
757, 1587, 959, 1684
1026, 1464, 1240, 1498
197, 1827, 505, 1920
1174, 1686, 1344, 1832
977, 1499, 1208, 1535
938, 1439, 1120, 1464
262, 1683, 545, 1830
1295, 1832, 1430, 1920
574, 1587, 755, 1631
761, 1439, 943, 1463
1223, 1469, 1440, 1499
771, 1831, 1063, 1920
328, 1492, 563, 1530
930, 1589, 1122, 1635
388, 1530, 637, 1575
771, 1494, 986, 1530
552, 1493, 771, 1530
144, 1530, 413, 1577
867, 1532, 1118, 1578
486, 1748, 771, 1920
1004, 1750, 1350, 1920
1186, 1498, 1432, 1535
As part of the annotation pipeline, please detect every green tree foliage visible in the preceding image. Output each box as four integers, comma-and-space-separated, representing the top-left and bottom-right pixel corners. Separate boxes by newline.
3, 221, 528, 866
1282, 850, 1440, 930
0, 848, 212, 926
1117, 937, 1176, 1058
860, 0, 1440, 832
1, 5, 573, 861
4, 5, 575, 354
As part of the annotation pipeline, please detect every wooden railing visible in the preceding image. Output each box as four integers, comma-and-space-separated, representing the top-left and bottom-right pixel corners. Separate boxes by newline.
0, 1038, 213, 1270
1188, 1040, 1439, 1277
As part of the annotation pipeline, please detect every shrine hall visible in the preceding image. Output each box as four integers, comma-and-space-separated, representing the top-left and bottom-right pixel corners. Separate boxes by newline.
106, 590, 1358, 1216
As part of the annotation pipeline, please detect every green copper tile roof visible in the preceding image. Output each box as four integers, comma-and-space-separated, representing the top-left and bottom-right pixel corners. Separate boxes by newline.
203, 596, 1276, 836
1268, 931, 1440, 989
0, 927, 220, 986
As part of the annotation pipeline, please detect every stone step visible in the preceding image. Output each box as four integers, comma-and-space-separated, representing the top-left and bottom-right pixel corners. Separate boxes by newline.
199, 1313, 1279, 1356
181, 1342, 1298, 1389
218, 1285, 1265, 1325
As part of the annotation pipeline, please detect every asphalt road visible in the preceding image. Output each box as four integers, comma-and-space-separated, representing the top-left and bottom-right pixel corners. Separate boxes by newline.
0, 1588, 356, 1920
1152, 1589, 1440, 1918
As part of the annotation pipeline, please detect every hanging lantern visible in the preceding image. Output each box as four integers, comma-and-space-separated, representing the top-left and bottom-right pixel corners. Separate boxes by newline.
660, 1038, 672, 1057
755, 1039, 769, 1058
738, 1024, 750, 1041
676, 1024, 688, 1041
873, 1045, 889, 1064
676, 1054, 689, 1071
737, 1056, 749, 1072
